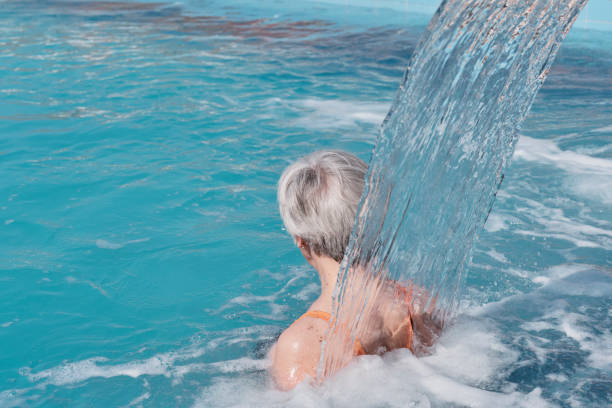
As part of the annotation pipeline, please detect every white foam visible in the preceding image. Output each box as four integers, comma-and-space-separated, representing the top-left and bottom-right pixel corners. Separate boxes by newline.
560, 313, 612, 372
514, 136, 612, 176
22, 343, 208, 386
420, 317, 518, 384
561, 313, 589, 342
573, 144, 612, 156
0, 89, 22, 95
218, 265, 315, 321
293, 282, 320, 301
583, 332, 612, 372
486, 248, 508, 263
1, 316, 18, 328
209, 357, 269, 373
567, 175, 612, 205
95, 239, 123, 250
513, 136, 612, 204
124, 379, 151, 407
522, 320, 555, 331
65, 276, 110, 298
289, 98, 388, 130
517, 266, 612, 373
0, 390, 26, 408
22, 356, 169, 386
531, 264, 590, 286
484, 213, 508, 232
193, 50, 240, 60
55, 106, 110, 119
193, 317, 549, 408
21, 326, 278, 387
195, 356, 549, 408
67, 38, 97, 48
95, 238, 150, 250
513, 197, 612, 249
592, 124, 612, 133
125, 390, 150, 407
545, 373, 568, 382
222, 293, 288, 321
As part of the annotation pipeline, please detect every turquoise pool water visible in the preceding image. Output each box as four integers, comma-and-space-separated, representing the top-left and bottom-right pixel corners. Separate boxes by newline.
1, 1, 610, 407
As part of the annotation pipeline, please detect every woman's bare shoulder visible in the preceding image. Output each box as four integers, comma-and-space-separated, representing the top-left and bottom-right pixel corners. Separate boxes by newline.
275, 316, 327, 356
268, 315, 327, 390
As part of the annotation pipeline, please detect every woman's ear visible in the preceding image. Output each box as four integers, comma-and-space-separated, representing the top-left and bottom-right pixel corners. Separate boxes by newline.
295, 237, 305, 249
296, 237, 309, 251
295, 237, 313, 260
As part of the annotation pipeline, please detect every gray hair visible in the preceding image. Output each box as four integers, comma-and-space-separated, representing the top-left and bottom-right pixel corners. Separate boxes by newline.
277, 150, 367, 262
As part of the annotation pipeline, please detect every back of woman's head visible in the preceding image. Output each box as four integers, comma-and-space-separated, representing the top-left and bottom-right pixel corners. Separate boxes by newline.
278, 150, 367, 262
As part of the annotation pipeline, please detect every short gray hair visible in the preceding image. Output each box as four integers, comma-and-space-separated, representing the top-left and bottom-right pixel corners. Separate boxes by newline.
277, 150, 367, 262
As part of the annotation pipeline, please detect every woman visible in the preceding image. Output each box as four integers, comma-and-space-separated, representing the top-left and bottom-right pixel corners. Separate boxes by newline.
269, 150, 439, 390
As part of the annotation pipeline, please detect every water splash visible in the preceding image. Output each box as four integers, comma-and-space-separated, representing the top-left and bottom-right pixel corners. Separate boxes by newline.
322, 0, 587, 377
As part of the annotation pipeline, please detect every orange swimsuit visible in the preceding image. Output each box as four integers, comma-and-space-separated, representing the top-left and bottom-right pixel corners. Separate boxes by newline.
294, 301, 413, 356
293, 310, 366, 355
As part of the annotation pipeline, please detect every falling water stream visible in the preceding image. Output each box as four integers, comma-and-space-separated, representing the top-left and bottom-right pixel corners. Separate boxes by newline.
322, 0, 588, 378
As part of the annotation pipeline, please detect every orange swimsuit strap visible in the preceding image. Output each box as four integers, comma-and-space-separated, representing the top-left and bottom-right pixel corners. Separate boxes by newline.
293, 310, 367, 356
293, 284, 414, 356
299, 310, 331, 322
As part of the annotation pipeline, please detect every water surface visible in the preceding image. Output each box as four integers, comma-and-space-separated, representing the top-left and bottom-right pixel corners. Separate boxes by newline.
0, 0, 610, 407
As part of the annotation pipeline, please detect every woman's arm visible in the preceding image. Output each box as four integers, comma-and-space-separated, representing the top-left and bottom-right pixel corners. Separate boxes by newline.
381, 282, 442, 353
268, 318, 325, 390
269, 329, 310, 390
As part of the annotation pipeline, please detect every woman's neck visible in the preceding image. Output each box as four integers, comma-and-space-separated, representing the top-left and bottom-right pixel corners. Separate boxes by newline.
309, 255, 340, 311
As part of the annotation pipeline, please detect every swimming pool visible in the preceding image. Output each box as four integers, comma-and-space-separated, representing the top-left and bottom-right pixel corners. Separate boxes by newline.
1, 0, 610, 406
